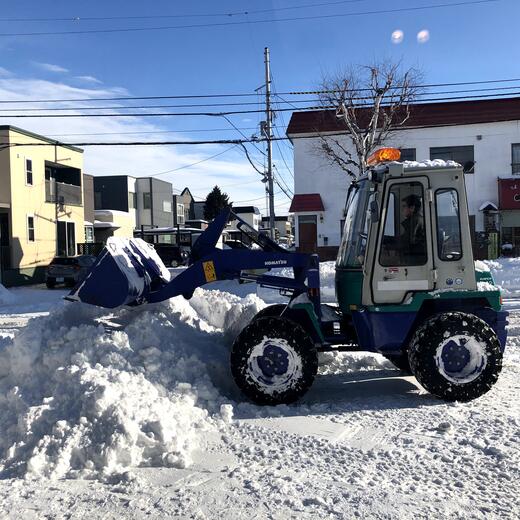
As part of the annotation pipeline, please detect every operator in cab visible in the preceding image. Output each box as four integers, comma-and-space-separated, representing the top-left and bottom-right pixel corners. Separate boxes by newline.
400, 194, 426, 264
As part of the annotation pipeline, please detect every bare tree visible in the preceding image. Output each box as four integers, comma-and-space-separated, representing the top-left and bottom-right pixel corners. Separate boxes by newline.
316, 61, 423, 179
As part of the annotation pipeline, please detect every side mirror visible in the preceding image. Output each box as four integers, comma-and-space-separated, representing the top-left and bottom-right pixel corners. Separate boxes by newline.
369, 199, 379, 223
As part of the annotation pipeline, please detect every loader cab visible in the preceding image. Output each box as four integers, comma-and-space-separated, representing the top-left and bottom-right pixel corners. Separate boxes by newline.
336, 150, 476, 315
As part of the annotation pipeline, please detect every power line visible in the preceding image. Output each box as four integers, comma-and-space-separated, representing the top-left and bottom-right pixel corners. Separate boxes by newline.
233, 191, 285, 204
0, 1, 499, 37
44, 126, 287, 138
0, 1, 368, 23
148, 145, 238, 177
2, 77, 520, 105
5, 83, 520, 114
5, 90, 520, 119
0, 1, 369, 23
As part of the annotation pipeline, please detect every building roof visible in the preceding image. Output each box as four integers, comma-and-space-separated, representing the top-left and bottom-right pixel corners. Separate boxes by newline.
233, 205, 260, 215
289, 194, 325, 212
0, 125, 84, 153
286, 96, 520, 135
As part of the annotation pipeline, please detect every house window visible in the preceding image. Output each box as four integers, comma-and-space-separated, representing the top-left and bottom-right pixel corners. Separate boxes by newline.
27, 215, 35, 242
25, 159, 33, 185
163, 200, 172, 213
430, 146, 475, 173
57, 221, 76, 256
85, 226, 94, 243
143, 192, 151, 209
128, 192, 136, 209
400, 148, 416, 162
512, 144, 520, 174
177, 203, 185, 225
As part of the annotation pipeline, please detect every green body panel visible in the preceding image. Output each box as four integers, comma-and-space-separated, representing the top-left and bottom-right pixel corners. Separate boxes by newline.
333, 266, 502, 315
291, 302, 326, 342
366, 289, 502, 313
335, 268, 363, 316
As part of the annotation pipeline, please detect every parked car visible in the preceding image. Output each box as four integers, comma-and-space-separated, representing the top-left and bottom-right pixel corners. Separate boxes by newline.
45, 255, 97, 289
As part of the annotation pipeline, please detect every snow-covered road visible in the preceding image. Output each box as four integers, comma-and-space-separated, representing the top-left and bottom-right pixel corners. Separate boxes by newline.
0, 263, 517, 519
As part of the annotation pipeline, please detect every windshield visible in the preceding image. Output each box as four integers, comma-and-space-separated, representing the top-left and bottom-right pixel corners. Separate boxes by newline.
337, 180, 371, 268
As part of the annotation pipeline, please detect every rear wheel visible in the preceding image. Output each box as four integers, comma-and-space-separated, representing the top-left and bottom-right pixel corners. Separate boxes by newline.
46, 278, 56, 289
231, 316, 318, 405
409, 312, 502, 402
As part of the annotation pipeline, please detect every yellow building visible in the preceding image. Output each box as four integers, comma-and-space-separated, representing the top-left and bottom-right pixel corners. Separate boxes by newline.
0, 126, 85, 286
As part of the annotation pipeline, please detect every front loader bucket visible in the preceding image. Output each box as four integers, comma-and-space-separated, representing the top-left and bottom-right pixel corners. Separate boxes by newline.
68, 237, 171, 308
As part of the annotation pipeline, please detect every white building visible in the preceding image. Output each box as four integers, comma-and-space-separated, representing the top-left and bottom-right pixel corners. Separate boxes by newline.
287, 97, 520, 260
229, 206, 262, 231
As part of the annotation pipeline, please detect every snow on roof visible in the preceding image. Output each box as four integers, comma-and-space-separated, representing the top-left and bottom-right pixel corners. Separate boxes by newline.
95, 209, 132, 218
83, 221, 93, 226
402, 159, 461, 169
479, 201, 499, 211
94, 220, 120, 229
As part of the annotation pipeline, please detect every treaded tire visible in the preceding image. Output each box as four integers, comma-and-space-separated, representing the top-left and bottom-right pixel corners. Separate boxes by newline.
231, 316, 318, 405
384, 353, 412, 374
409, 312, 502, 402
251, 304, 286, 321
46, 278, 56, 289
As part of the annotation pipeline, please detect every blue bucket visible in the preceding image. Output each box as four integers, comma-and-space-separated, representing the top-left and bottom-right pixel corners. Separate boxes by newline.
68, 238, 171, 308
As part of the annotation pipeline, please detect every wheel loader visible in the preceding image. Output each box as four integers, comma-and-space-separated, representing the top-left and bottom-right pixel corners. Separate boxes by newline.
69, 148, 508, 405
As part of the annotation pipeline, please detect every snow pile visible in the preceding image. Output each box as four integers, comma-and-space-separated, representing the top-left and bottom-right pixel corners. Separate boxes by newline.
271, 261, 336, 303
482, 257, 520, 296
318, 351, 393, 374
403, 159, 460, 169
0, 290, 264, 480
0, 284, 17, 306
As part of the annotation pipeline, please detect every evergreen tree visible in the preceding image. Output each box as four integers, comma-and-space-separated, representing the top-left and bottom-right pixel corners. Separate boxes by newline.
203, 185, 232, 221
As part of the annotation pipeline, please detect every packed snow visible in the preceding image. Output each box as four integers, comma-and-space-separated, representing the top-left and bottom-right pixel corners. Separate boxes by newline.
0, 262, 517, 518
402, 159, 461, 169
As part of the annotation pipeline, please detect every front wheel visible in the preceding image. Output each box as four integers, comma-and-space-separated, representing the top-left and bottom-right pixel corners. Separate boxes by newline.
409, 312, 502, 402
231, 316, 318, 405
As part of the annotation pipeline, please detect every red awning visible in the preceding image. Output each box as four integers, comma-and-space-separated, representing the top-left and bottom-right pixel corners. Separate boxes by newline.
289, 193, 325, 212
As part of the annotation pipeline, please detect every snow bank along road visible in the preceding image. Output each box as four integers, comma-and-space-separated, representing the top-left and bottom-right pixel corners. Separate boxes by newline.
0, 262, 517, 519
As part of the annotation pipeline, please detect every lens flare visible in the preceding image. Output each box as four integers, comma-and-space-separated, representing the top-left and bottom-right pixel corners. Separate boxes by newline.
417, 29, 430, 44
391, 30, 404, 44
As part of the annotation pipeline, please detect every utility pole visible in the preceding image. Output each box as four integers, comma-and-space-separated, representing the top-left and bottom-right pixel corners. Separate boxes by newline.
264, 47, 276, 240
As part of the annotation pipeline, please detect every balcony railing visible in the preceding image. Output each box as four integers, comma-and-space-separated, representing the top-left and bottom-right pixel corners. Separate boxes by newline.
45, 180, 82, 206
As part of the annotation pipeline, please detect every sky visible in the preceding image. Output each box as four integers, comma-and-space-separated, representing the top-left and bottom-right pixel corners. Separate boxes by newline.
0, 0, 517, 215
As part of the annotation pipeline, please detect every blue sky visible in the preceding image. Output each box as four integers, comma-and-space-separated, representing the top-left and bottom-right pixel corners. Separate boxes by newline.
0, 0, 517, 213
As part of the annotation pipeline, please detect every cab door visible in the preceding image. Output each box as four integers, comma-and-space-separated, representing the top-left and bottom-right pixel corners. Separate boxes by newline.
370, 178, 435, 304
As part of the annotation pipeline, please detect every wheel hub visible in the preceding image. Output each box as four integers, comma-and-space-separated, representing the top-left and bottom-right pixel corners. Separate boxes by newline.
441, 338, 471, 373
435, 334, 487, 384
247, 337, 303, 393
256, 343, 290, 378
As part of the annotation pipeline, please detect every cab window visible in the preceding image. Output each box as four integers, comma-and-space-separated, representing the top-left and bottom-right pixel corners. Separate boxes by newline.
436, 188, 462, 261
379, 182, 427, 266
337, 181, 370, 268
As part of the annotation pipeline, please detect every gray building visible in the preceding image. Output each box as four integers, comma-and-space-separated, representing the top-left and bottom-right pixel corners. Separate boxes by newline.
93, 175, 174, 232
173, 187, 194, 226
136, 177, 173, 229
93, 175, 136, 214
83, 174, 95, 243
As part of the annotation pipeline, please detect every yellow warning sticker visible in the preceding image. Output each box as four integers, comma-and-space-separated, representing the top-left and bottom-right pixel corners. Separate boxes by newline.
203, 260, 217, 282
